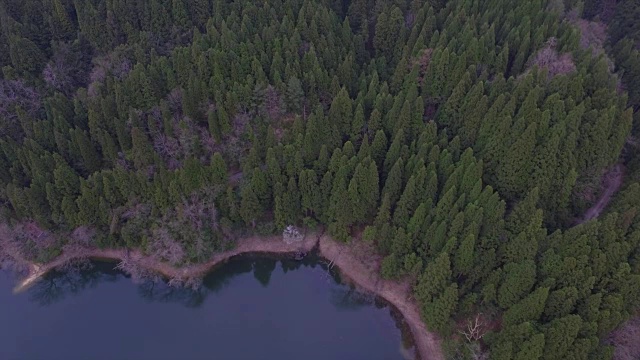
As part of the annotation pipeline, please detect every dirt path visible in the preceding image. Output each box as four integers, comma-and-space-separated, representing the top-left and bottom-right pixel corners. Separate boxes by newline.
580, 164, 624, 223
229, 171, 243, 185
318, 235, 443, 360
13, 232, 443, 360
14, 232, 318, 293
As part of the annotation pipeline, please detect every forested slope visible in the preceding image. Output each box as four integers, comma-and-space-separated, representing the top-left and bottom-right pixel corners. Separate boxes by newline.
1, 0, 640, 359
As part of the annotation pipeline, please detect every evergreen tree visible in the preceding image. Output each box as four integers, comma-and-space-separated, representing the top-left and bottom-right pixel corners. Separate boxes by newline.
299, 169, 320, 217
285, 76, 305, 113
130, 127, 155, 169
498, 260, 537, 309
328, 166, 353, 238
422, 283, 458, 333
383, 129, 404, 177
454, 233, 476, 276
515, 333, 545, 360
72, 128, 102, 173
382, 158, 403, 206
210, 152, 228, 185
1, 3, 639, 358
328, 87, 353, 137
374, 6, 405, 63
9, 36, 46, 75
351, 103, 365, 143
370, 129, 388, 169
415, 252, 452, 303
503, 287, 549, 326
495, 122, 537, 199
393, 175, 417, 226
542, 315, 582, 360
240, 184, 261, 228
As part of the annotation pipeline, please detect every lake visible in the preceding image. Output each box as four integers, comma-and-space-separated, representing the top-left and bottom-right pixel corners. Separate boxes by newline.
0, 255, 414, 360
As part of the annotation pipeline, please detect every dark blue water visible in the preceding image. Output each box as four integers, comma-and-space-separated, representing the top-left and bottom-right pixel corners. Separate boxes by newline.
0, 256, 413, 360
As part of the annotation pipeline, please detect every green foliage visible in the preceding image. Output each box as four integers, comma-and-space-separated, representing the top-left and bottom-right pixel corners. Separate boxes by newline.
1, 1, 640, 358
503, 287, 549, 326
498, 261, 537, 309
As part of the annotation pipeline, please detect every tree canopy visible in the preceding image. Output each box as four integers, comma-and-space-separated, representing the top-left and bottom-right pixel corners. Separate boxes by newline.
1, 0, 640, 358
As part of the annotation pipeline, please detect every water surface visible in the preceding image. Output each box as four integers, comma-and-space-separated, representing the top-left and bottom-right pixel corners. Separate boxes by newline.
0, 256, 413, 360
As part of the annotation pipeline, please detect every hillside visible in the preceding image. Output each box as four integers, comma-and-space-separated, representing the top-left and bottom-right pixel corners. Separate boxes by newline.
1, 0, 640, 358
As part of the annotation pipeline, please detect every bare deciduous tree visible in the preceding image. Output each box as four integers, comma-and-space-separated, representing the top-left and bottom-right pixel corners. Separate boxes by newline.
176, 117, 199, 157
42, 42, 86, 95
56, 256, 93, 274
180, 196, 206, 231
0, 223, 29, 273
13, 221, 57, 261
0, 79, 41, 138
262, 85, 285, 120
153, 133, 180, 159
112, 58, 132, 79
70, 226, 96, 246
526, 38, 576, 78
457, 314, 489, 360
199, 126, 217, 155
115, 255, 160, 284
459, 314, 487, 342
167, 274, 202, 290
88, 52, 132, 97
149, 228, 186, 266
167, 87, 184, 113
413, 48, 434, 85
571, 18, 607, 54
232, 108, 250, 136
121, 203, 151, 221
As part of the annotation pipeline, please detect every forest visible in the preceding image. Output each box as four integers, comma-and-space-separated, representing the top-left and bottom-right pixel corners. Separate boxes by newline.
1, 0, 640, 359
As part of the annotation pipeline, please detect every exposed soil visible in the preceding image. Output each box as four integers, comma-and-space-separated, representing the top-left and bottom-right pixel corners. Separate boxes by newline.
580, 164, 625, 223
12, 231, 443, 360
229, 171, 244, 185
318, 234, 444, 360
14, 232, 318, 292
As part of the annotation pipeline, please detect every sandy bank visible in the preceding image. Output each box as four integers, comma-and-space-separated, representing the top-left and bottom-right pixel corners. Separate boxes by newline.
318, 234, 443, 360
14, 232, 318, 292
13, 231, 442, 360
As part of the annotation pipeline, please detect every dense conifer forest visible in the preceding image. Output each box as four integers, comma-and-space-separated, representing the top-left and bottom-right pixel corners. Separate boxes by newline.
1, 0, 640, 358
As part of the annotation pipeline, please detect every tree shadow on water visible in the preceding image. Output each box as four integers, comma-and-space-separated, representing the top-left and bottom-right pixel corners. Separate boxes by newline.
136, 257, 260, 308
329, 284, 377, 311
252, 258, 277, 287
136, 280, 207, 308
25, 256, 353, 310
28, 262, 119, 306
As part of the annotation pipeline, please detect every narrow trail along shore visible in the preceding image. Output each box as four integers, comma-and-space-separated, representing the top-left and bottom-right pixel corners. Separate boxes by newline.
14, 232, 319, 293
12, 231, 443, 360
318, 234, 443, 360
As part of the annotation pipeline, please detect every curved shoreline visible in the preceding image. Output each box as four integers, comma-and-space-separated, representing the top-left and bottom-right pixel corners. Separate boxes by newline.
12, 231, 443, 360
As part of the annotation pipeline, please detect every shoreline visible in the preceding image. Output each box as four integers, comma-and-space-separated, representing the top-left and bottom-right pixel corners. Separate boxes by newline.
12, 230, 443, 360
317, 234, 443, 360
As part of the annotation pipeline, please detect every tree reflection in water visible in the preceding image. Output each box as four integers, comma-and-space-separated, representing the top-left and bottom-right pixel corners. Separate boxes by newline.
252, 258, 277, 287
29, 262, 118, 306
136, 281, 207, 308
26, 255, 383, 312
330, 286, 377, 311
26, 256, 276, 308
